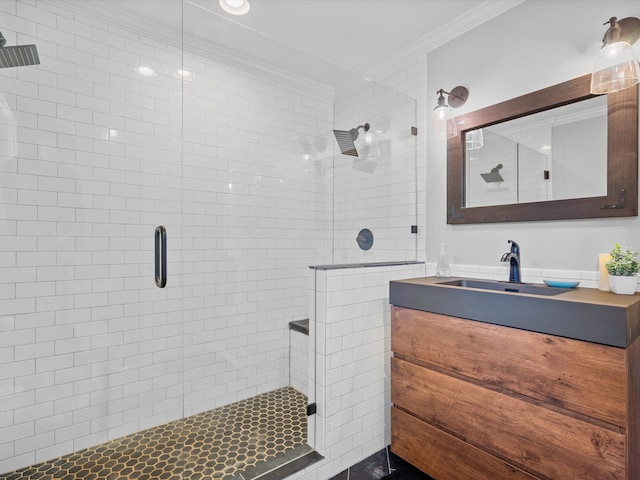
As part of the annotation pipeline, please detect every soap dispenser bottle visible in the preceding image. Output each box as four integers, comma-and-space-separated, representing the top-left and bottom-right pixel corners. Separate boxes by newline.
435, 243, 451, 277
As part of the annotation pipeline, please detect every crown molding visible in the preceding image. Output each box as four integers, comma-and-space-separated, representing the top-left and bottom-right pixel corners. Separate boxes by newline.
51, 0, 525, 97
361, 0, 526, 83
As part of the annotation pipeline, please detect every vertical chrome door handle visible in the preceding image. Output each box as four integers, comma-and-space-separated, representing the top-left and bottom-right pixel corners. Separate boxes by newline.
155, 226, 167, 288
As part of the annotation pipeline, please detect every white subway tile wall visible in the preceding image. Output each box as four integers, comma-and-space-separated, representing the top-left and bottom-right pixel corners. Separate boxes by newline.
428, 262, 602, 290
0, 0, 337, 473
1, 1, 187, 471
178, 43, 334, 416
0, 0, 432, 478
289, 328, 308, 397
307, 264, 426, 478
333, 82, 418, 264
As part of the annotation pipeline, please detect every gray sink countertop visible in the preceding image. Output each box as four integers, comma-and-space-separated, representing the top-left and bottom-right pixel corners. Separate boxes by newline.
389, 276, 640, 348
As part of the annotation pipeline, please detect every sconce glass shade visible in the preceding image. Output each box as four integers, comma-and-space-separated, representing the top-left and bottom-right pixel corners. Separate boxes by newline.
432, 87, 468, 139
432, 105, 457, 138
591, 41, 640, 94
465, 128, 483, 150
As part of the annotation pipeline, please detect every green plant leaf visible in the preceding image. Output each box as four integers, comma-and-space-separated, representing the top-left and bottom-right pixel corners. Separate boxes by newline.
606, 243, 640, 276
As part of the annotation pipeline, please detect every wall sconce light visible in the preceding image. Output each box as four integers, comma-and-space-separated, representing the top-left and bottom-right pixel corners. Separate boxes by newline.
432, 86, 469, 138
591, 16, 640, 94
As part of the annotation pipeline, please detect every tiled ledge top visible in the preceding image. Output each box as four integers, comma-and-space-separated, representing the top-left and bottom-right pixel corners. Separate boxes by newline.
310, 261, 424, 270
289, 318, 309, 335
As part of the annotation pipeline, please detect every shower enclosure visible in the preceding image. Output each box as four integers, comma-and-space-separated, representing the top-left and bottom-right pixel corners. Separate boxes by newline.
0, 0, 418, 477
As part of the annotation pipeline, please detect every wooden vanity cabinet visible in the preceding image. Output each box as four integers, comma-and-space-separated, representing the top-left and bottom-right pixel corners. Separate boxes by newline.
390, 305, 639, 480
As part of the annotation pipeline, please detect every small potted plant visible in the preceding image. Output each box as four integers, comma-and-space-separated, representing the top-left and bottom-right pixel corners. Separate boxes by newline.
606, 243, 639, 295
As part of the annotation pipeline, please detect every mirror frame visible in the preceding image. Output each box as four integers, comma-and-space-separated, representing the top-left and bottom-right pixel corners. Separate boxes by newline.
447, 74, 638, 224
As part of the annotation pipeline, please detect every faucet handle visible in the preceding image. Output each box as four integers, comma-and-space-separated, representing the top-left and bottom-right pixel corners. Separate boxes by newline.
500, 252, 511, 262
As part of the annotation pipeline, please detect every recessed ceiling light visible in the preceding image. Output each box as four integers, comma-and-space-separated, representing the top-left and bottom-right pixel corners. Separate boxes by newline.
135, 65, 156, 76
176, 69, 194, 80
219, 0, 250, 15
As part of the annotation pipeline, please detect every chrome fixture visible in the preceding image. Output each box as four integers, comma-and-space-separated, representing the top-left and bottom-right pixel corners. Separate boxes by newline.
500, 240, 521, 283
432, 86, 469, 138
356, 228, 374, 251
0, 31, 39, 68
591, 16, 640, 94
333, 123, 370, 157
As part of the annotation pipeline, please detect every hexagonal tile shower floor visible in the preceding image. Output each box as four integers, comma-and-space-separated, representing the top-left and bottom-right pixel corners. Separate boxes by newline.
2, 386, 312, 480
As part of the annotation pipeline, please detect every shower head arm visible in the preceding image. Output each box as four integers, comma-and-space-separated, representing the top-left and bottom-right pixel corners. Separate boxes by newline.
347, 123, 371, 141
333, 121, 371, 157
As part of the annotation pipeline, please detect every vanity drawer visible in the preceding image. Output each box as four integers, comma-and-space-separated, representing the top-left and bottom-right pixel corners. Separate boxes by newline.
391, 407, 538, 480
392, 357, 626, 480
391, 306, 626, 427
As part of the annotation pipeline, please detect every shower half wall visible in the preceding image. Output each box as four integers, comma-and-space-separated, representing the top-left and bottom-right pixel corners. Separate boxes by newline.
0, 0, 331, 473
306, 74, 422, 472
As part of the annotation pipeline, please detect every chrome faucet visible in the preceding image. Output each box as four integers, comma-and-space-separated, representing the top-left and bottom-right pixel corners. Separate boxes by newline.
500, 240, 521, 283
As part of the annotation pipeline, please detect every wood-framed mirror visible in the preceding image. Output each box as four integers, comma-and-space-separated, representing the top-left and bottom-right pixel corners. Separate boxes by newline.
447, 74, 638, 224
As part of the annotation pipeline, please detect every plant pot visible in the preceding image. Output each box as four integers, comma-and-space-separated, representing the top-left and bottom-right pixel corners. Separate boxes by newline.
609, 275, 638, 295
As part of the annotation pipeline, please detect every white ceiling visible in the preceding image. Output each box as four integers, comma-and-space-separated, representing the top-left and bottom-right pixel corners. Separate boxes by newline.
68, 0, 523, 87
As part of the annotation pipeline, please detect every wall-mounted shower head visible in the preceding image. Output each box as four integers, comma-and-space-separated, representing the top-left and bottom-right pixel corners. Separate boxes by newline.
481, 163, 504, 183
333, 123, 370, 157
0, 31, 40, 68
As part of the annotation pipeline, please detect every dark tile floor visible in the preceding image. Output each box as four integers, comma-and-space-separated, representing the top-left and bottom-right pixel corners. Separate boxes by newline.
1, 386, 314, 480
329, 447, 434, 480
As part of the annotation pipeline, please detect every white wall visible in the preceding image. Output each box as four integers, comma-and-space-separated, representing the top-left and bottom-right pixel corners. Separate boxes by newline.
552, 115, 607, 200
426, 0, 640, 274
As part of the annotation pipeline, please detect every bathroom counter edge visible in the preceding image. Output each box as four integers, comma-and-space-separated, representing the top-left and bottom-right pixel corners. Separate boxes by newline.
389, 276, 640, 347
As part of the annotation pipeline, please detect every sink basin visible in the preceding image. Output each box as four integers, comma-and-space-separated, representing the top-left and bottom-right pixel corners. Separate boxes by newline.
437, 279, 571, 296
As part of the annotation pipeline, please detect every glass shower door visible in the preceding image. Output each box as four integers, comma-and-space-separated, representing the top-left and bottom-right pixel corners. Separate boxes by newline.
178, 0, 322, 474
1, 0, 323, 477
0, 0, 186, 476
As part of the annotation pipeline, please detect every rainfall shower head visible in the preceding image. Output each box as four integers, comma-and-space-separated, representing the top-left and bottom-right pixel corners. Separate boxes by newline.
333, 123, 370, 157
481, 163, 504, 183
0, 31, 40, 68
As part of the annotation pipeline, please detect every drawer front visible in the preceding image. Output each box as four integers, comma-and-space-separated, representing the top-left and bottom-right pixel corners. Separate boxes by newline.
391, 306, 626, 427
392, 357, 626, 480
392, 407, 539, 480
